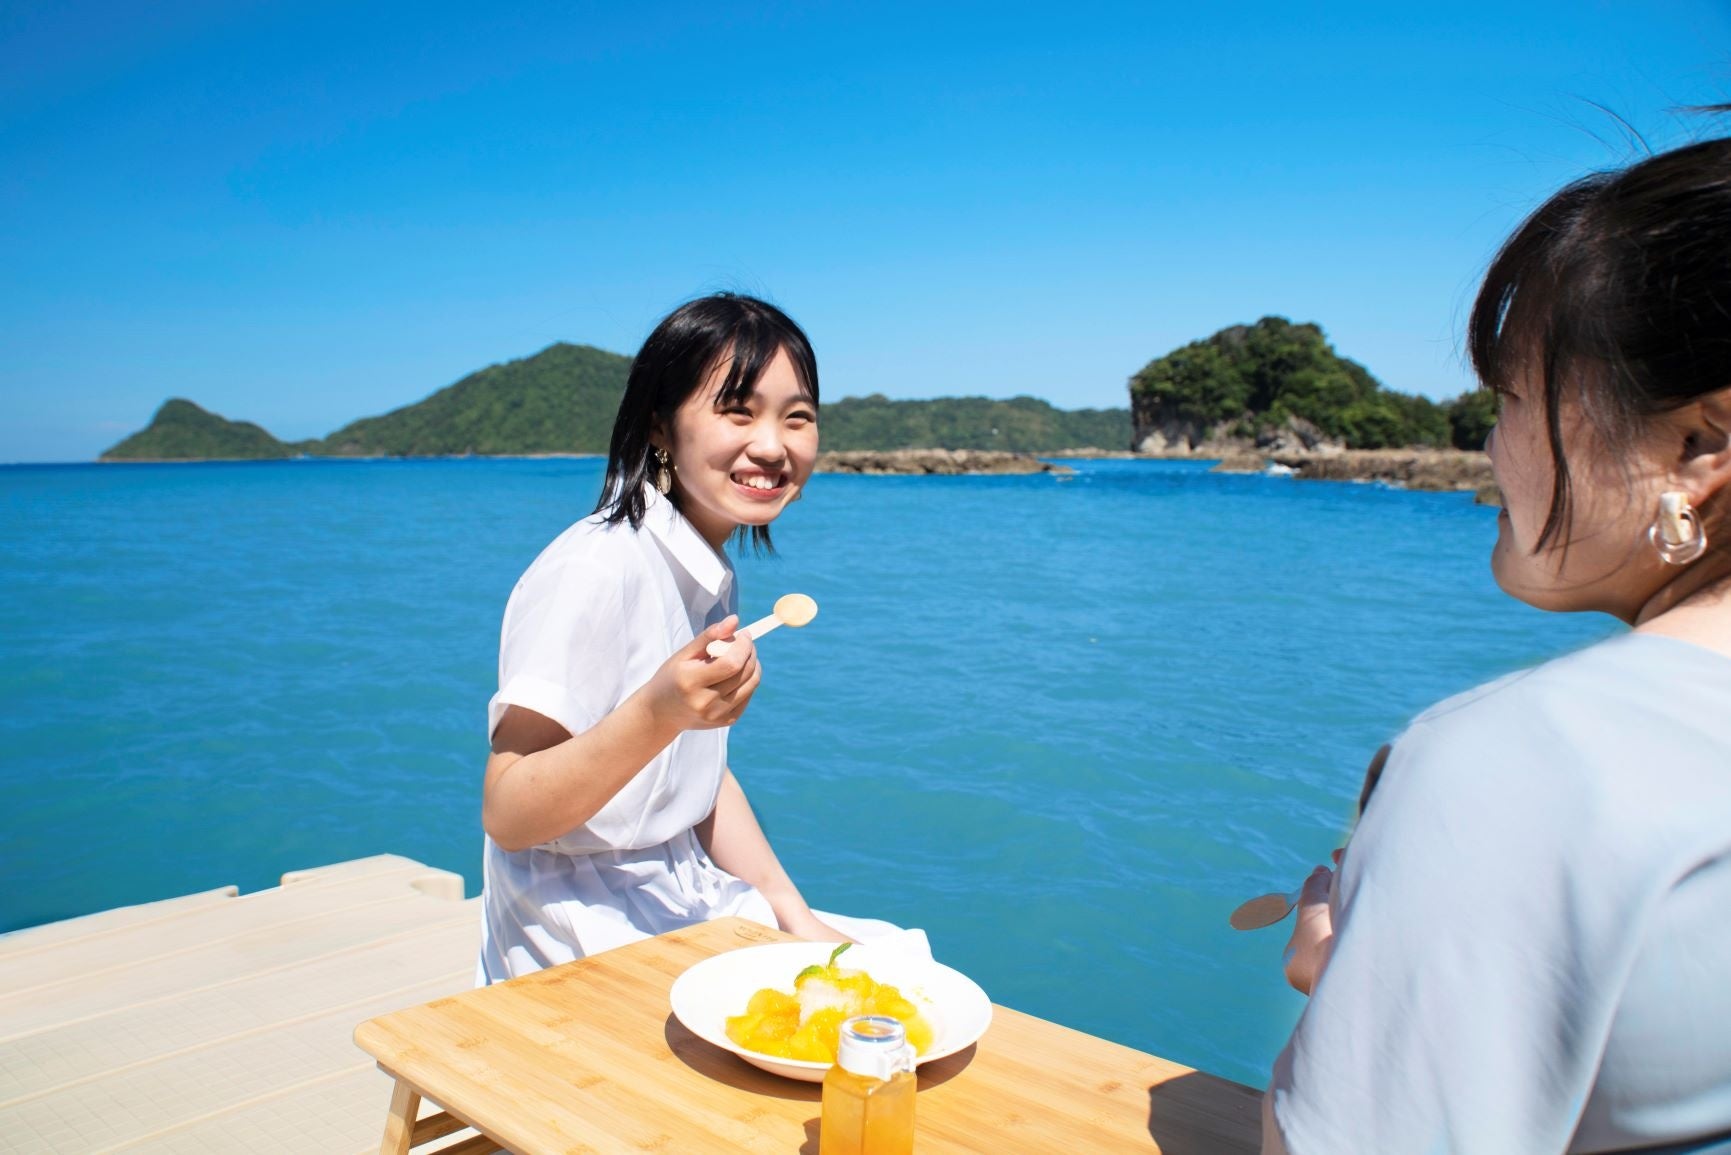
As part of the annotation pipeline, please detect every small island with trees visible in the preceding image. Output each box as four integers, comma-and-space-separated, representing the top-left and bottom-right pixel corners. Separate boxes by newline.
101, 317, 1497, 494
1129, 317, 1496, 495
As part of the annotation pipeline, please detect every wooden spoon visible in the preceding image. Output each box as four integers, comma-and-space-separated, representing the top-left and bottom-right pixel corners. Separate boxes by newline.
1230, 747, 1386, 932
706, 593, 819, 658
1228, 889, 1303, 931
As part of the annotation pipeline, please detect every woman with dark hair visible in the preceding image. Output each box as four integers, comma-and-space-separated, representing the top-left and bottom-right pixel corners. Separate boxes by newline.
477, 293, 890, 980
1264, 136, 1731, 1153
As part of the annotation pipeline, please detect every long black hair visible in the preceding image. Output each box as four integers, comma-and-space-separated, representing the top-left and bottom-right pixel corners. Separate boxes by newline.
596, 293, 819, 552
1468, 129, 1731, 554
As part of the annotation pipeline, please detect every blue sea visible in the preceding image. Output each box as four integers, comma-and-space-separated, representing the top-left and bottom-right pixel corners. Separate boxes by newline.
0, 458, 1612, 1088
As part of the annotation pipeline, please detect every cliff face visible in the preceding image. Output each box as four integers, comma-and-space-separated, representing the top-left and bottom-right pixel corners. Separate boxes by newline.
1126, 406, 1227, 456
1131, 411, 1345, 458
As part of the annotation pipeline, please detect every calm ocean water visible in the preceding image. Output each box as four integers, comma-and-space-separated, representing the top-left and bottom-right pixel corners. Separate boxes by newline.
0, 458, 1612, 1087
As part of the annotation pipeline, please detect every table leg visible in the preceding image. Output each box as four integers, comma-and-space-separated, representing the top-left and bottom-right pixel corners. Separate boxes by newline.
379, 1079, 422, 1155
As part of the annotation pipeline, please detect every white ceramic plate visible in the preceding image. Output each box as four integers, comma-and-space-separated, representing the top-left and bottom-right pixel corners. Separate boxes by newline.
668, 942, 992, 1082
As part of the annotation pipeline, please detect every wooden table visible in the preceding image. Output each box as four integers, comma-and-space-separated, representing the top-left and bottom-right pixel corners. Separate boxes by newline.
353, 917, 1261, 1154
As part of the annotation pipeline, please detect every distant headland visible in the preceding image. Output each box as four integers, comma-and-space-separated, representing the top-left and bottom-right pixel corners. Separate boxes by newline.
100, 317, 1497, 490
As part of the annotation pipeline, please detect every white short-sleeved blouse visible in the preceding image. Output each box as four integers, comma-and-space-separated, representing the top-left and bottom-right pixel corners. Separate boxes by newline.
477, 487, 778, 980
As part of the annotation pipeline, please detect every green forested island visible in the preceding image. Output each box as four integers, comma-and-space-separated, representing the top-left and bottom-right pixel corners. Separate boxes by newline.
101, 399, 305, 461
1130, 317, 1494, 452
99, 319, 1492, 461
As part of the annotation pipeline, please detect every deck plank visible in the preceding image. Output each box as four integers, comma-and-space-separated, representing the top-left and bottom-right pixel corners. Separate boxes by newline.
0, 857, 480, 1154
0, 865, 472, 1031
0, 888, 242, 958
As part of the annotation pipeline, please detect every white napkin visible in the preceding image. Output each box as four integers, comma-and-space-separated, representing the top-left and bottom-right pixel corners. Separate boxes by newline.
840, 928, 933, 984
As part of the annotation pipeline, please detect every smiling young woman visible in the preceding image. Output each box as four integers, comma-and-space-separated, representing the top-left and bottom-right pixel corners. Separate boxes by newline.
475, 294, 896, 980
649, 343, 817, 550
1264, 135, 1731, 1154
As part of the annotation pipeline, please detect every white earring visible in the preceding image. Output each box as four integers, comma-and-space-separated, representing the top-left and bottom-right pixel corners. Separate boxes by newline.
1650, 491, 1707, 565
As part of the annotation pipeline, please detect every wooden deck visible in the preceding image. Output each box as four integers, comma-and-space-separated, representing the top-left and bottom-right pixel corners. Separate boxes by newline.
1, 856, 1264, 1153
0, 855, 482, 1154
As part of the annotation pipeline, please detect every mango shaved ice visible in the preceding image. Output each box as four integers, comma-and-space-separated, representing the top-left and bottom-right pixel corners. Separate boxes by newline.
725, 944, 935, 1063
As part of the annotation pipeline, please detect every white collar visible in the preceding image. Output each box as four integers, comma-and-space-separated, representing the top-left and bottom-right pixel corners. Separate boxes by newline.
641, 485, 732, 597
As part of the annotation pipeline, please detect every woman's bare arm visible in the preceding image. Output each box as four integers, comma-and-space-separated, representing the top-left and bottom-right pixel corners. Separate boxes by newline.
697, 768, 846, 941
483, 618, 759, 851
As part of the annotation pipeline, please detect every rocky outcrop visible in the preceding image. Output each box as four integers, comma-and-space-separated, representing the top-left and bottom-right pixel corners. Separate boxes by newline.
1211, 451, 1269, 474
1131, 413, 1229, 455
1254, 415, 1342, 456
1208, 448, 1495, 493
814, 449, 1074, 476
1134, 413, 1347, 459
1280, 449, 1492, 491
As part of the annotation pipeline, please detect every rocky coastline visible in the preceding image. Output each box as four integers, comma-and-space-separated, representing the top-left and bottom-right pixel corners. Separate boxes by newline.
1210, 446, 1499, 502
814, 449, 1074, 476
812, 443, 1496, 500
1132, 411, 1499, 501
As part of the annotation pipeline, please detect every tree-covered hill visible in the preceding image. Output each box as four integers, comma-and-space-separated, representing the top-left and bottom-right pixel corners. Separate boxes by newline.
311, 342, 632, 456
100, 343, 1134, 460
817, 394, 1130, 452
99, 399, 300, 461
1130, 316, 1493, 451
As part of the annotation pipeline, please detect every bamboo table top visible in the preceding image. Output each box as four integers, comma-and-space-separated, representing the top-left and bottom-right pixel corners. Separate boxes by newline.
353, 917, 1262, 1154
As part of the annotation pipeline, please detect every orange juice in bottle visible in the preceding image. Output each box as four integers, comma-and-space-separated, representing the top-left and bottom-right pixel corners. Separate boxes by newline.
820, 1015, 917, 1155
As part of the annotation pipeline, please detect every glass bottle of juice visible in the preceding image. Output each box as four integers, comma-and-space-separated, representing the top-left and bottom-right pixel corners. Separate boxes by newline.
819, 1015, 917, 1155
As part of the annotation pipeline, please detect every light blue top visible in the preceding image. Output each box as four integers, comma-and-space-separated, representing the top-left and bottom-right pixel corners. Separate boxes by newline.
1268, 633, 1731, 1155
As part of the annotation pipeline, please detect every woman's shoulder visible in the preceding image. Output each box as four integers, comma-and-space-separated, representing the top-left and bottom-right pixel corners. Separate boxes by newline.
519, 513, 649, 582
503, 513, 655, 617
1378, 632, 1731, 850
1409, 631, 1731, 735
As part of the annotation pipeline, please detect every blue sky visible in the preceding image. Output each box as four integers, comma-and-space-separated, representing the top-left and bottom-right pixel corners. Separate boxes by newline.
2, 1, 1728, 462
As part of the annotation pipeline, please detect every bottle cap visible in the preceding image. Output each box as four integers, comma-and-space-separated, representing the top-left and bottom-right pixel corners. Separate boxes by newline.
835, 1016, 917, 1082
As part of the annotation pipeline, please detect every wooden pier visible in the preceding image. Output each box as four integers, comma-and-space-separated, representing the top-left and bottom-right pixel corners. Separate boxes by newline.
0, 856, 481, 1153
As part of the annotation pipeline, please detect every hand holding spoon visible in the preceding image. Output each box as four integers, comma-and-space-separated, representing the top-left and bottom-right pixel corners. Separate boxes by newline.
706, 593, 819, 658
1230, 852, 1343, 930
1229, 747, 1382, 934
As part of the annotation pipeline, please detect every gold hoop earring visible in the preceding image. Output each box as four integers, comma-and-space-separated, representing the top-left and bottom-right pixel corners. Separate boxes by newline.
1650, 491, 1707, 565
652, 447, 674, 496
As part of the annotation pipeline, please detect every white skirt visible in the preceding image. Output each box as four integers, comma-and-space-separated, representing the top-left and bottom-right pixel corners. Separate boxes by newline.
477, 827, 898, 983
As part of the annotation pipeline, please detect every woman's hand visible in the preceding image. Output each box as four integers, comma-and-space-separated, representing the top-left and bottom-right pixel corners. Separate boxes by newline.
1283, 849, 1341, 996
777, 906, 852, 943
642, 616, 762, 732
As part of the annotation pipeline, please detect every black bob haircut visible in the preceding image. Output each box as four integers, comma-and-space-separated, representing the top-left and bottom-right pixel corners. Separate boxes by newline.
596, 293, 819, 553
1468, 128, 1731, 554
